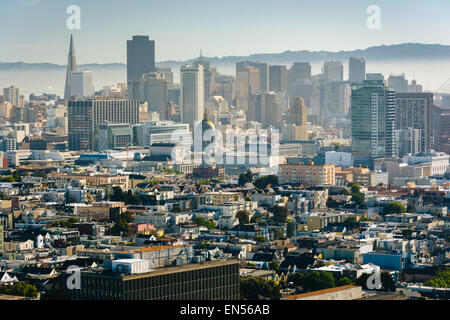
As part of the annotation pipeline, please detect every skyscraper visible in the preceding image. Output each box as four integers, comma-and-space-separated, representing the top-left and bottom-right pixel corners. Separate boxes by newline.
68, 99, 140, 151
269, 65, 287, 93
288, 62, 312, 100
351, 80, 397, 166
128, 72, 169, 116
388, 74, 408, 93
2, 86, 19, 106
181, 64, 204, 129
251, 92, 282, 129
396, 92, 433, 153
127, 35, 155, 83
348, 57, 366, 83
285, 97, 308, 140
70, 71, 93, 98
236, 65, 259, 112
64, 34, 77, 100
323, 61, 343, 82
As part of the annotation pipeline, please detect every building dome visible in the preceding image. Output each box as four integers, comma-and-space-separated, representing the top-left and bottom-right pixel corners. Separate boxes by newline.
201, 112, 215, 131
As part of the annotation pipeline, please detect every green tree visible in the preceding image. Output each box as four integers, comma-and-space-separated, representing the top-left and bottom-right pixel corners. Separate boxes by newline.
124, 190, 140, 205
236, 210, 250, 225
289, 273, 304, 286
351, 193, 365, 206
272, 229, 284, 240
268, 261, 280, 272
302, 271, 335, 292
12, 170, 22, 182
0, 176, 15, 182
380, 272, 396, 292
111, 219, 131, 236
193, 216, 216, 230
270, 206, 288, 223
254, 175, 278, 189
171, 206, 183, 213
0, 282, 38, 298
383, 202, 406, 215
240, 278, 281, 300
255, 236, 266, 243
110, 186, 125, 202
337, 277, 354, 286
424, 268, 450, 288
238, 170, 253, 186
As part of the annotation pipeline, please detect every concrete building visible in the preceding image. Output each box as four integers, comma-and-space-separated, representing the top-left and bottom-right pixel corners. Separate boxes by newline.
68, 99, 140, 151
323, 61, 343, 82
348, 57, 365, 83
2, 86, 19, 107
269, 65, 287, 93
181, 64, 204, 129
70, 71, 93, 98
68, 259, 239, 300
127, 35, 155, 83
351, 80, 397, 166
282, 285, 363, 300
279, 162, 336, 186
128, 72, 169, 116
396, 93, 433, 153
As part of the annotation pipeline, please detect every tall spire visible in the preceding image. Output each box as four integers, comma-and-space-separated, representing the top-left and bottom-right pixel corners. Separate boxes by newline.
64, 34, 77, 100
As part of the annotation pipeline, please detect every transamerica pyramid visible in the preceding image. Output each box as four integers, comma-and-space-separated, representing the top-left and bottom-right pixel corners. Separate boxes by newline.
64, 34, 77, 100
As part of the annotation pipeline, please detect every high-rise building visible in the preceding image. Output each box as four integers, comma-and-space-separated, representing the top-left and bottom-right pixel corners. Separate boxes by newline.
388, 74, 408, 93
127, 35, 155, 83
366, 73, 385, 81
194, 54, 217, 102
284, 97, 308, 141
155, 66, 174, 88
323, 61, 343, 82
269, 65, 287, 93
128, 72, 169, 116
348, 57, 366, 83
181, 64, 204, 129
2, 86, 19, 106
236, 62, 269, 93
236, 65, 259, 112
213, 74, 235, 106
395, 92, 433, 153
70, 71, 93, 98
288, 62, 312, 99
64, 35, 77, 100
250, 92, 282, 128
351, 80, 397, 166
289, 97, 308, 127
68, 99, 140, 151
290, 62, 312, 81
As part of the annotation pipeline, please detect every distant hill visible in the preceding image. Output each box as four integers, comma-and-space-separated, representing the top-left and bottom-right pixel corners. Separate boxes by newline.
2, 43, 449, 70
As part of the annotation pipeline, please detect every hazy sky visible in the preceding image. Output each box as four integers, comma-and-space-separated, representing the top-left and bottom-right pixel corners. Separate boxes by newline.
1, 0, 450, 64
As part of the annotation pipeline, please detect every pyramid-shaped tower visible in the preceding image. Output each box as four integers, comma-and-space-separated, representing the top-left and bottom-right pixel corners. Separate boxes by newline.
64, 34, 77, 100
